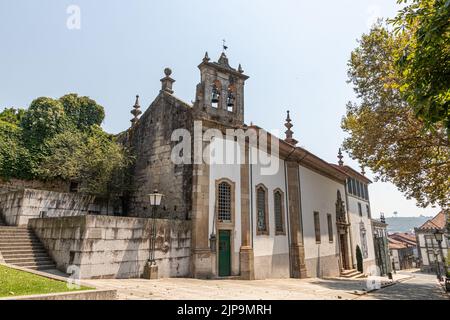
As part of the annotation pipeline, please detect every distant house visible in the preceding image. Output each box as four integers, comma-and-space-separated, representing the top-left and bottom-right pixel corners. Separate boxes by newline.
388, 233, 417, 271
415, 210, 449, 274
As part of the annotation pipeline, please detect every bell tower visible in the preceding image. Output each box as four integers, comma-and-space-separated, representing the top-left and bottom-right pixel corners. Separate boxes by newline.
193, 51, 249, 126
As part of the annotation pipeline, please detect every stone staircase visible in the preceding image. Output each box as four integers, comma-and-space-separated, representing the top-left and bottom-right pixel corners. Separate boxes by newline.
340, 269, 365, 279
0, 225, 56, 270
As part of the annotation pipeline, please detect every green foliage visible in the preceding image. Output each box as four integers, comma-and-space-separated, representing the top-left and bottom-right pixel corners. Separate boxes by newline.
0, 94, 132, 196
0, 120, 31, 179
20, 97, 68, 146
59, 93, 105, 129
343, 22, 450, 208
390, 0, 450, 131
356, 245, 363, 273
37, 126, 133, 196
0, 107, 26, 125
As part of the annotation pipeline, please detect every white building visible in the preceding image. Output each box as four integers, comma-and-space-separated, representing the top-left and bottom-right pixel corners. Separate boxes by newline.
415, 210, 449, 273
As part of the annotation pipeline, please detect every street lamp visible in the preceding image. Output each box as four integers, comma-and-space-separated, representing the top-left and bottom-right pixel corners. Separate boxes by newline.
143, 190, 163, 279
434, 229, 445, 282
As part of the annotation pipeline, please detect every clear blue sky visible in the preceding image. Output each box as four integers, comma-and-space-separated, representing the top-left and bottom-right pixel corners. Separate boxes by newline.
0, 0, 440, 217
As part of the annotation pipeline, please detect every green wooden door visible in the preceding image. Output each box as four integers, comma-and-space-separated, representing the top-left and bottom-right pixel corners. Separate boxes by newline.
218, 230, 231, 277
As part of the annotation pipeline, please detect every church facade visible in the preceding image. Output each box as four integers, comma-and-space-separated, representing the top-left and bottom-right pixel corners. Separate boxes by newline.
122, 52, 376, 279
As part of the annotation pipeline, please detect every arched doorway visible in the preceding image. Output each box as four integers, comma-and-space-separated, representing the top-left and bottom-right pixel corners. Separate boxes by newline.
336, 190, 351, 270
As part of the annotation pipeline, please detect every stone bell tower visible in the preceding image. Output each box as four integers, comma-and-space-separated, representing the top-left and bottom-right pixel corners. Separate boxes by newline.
193, 51, 249, 126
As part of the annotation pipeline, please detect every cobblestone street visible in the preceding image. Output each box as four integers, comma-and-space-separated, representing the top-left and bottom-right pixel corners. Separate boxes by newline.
80, 270, 447, 300
356, 271, 448, 300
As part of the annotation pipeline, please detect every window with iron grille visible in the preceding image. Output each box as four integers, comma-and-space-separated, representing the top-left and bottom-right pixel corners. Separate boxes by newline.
358, 202, 362, 216
314, 211, 321, 243
274, 191, 284, 233
218, 182, 231, 221
257, 187, 267, 232
364, 184, 369, 200
327, 214, 333, 242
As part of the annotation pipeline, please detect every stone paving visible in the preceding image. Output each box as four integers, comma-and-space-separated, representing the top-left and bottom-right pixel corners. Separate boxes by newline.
40, 268, 446, 300
356, 271, 449, 300
81, 273, 412, 300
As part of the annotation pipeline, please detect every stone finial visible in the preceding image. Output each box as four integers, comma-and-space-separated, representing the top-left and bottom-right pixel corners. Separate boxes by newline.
238, 64, 244, 73
284, 110, 298, 145
361, 165, 366, 176
380, 212, 386, 224
218, 52, 231, 68
160, 68, 175, 94
338, 148, 344, 166
203, 51, 210, 62
130, 94, 142, 126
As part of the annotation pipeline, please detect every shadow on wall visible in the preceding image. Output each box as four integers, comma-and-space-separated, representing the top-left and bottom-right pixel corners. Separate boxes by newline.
316, 245, 321, 278
269, 234, 290, 278
116, 217, 144, 278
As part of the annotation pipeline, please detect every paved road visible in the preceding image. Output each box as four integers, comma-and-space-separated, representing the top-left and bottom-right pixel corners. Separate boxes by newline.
358, 271, 448, 300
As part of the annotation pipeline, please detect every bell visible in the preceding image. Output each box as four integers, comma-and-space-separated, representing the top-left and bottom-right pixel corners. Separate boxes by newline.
227, 92, 235, 107
212, 92, 219, 103
211, 85, 220, 103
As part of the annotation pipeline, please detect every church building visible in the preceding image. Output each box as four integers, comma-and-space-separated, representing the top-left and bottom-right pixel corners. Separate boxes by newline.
121, 51, 377, 279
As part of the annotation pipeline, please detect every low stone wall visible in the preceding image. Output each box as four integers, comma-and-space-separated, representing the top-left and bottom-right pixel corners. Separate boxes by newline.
28, 215, 191, 279
0, 189, 95, 226
0, 178, 69, 194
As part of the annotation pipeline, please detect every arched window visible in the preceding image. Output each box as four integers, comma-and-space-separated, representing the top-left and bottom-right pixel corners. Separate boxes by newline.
256, 185, 269, 235
274, 189, 285, 235
218, 181, 231, 222
211, 81, 221, 108
226, 84, 235, 112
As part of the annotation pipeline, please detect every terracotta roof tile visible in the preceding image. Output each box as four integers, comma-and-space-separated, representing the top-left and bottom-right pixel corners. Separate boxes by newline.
417, 210, 447, 230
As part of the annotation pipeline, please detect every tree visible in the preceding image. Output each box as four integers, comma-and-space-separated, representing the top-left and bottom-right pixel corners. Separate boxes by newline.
0, 120, 30, 179
391, 0, 450, 131
34, 124, 132, 197
0, 107, 26, 125
59, 93, 105, 130
0, 94, 132, 197
356, 245, 363, 273
342, 23, 450, 209
20, 97, 68, 146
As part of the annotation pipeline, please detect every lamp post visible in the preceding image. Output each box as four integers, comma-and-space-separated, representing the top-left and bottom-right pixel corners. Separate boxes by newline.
143, 190, 163, 279
434, 229, 445, 282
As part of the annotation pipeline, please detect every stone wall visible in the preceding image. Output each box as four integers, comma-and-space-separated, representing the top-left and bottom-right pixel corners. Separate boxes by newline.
28, 215, 191, 279
0, 178, 69, 194
125, 91, 193, 220
0, 189, 95, 226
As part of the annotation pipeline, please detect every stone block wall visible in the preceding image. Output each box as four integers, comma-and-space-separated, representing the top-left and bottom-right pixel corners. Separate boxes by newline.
0, 189, 95, 226
125, 92, 193, 220
0, 178, 69, 194
28, 215, 191, 279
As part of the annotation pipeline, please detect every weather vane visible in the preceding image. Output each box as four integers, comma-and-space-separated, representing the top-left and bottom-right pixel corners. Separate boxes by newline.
222, 39, 228, 52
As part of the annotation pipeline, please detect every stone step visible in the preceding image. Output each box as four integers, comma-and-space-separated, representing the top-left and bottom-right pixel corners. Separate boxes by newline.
0, 226, 28, 230
340, 269, 362, 278
0, 233, 34, 237
2, 251, 49, 258
0, 249, 48, 256
0, 236, 39, 241
0, 244, 45, 250
5, 256, 54, 264
0, 226, 56, 271
0, 240, 43, 246
13, 262, 56, 270
341, 269, 357, 274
